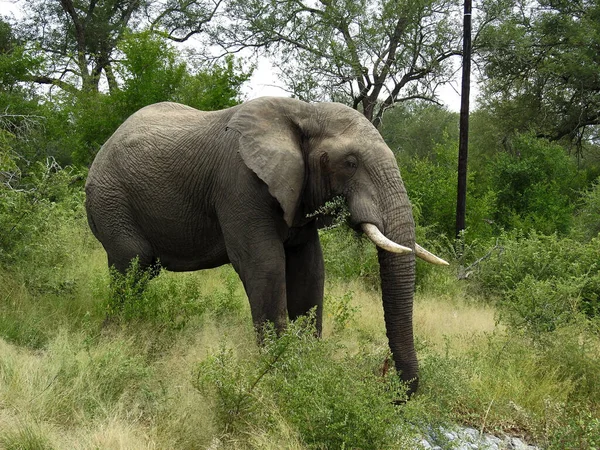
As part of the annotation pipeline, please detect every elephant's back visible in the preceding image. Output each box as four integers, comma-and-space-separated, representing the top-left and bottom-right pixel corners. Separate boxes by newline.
88, 102, 238, 183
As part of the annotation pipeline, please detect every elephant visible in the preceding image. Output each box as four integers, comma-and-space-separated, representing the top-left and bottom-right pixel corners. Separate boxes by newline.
85, 97, 448, 396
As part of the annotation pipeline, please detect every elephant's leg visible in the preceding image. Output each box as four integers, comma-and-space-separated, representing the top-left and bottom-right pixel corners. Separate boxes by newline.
224, 229, 289, 334
105, 234, 157, 275
97, 224, 159, 314
285, 222, 325, 336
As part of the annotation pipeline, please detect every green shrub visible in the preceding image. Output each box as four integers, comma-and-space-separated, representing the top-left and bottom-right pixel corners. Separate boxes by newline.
502, 275, 583, 333
320, 225, 380, 287
547, 409, 600, 450
400, 137, 497, 241
106, 262, 244, 326
0, 159, 87, 272
474, 232, 600, 330
488, 134, 581, 235
106, 258, 156, 320
324, 289, 359, 332
573, 175, 600, 241
195, 316, 419, 449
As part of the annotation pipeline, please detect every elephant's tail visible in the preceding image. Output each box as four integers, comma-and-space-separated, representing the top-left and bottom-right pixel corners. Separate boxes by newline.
84, 184, 100, 239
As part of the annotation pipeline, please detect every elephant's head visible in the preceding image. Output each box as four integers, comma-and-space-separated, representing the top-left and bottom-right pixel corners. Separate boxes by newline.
228, 97, 447, 395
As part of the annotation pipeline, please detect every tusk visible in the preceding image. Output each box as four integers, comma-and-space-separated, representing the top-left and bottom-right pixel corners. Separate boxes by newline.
415, 243, 450, 266
361, 223, 412, 254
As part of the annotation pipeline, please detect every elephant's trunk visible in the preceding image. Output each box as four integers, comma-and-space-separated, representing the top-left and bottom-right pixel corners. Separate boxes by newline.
376, 178, 418, 396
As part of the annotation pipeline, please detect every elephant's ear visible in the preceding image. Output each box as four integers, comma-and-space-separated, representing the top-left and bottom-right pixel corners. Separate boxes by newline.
227, 97, 314, 227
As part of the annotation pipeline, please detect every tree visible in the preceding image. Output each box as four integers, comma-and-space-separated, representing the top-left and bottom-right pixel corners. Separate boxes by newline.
68, 31, 250, 165
213, 0, 463, 126
478, 0, 600, 150
4, 2, 249, 166
488, 134, 582, 235
10, 0, 222, 96
380, 102, 458, 159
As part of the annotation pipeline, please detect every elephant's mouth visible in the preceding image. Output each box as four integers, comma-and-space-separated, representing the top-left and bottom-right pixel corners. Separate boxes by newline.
360, 222, 449, 266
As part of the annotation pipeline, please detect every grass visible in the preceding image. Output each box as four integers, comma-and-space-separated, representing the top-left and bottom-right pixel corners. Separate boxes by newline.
0, 266, 545, 448
1, 206, 599, 449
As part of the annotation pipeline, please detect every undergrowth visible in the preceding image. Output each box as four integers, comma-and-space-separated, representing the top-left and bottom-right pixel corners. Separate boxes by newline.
1, 167, 599, 449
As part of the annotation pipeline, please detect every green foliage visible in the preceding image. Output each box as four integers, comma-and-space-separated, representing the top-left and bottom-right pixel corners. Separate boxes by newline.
325, 290, 359, 332
320, 225, 379, 287
504, 276, 583, 334
478, 0, 600, 144
547, 409, 600, 450
67, 91, 125, 166
474, 232, 600, 332
3, 11, 250, 167
0, 158, 86, 270
393, 128, 587, 240
175, 55, 252, 111
381, 102, 459, 159
573, 176, 600, 241
195, 315, 417, 449
71, 32, 250, 165
9, 0, 222, 98
107, 258, 155, 320
488, 135, 581, 235
106, 261, 244, 327
0, 19, 43, 90
116, 31, 188, 112
400, 136, 496, 240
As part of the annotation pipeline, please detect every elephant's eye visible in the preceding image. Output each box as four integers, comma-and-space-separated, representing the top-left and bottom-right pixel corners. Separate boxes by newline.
345, 158, 358, 169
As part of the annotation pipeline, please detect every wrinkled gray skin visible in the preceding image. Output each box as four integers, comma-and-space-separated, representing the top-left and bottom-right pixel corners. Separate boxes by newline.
85, 97, 419, 394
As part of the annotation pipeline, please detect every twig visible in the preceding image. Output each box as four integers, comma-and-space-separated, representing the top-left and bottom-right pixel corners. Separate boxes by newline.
457, 242, 503, 280
480, 397, 495, 437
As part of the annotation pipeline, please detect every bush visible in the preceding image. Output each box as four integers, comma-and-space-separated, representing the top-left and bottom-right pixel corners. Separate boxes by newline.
488, 134, 582, 235
474, 232, 600, 331
194, 316, 419, 449
503, 275, 583, 333
106, 262, 245, 327
573, 175, 600, 241
0, 158, 86, 269
547, 409, 600, 449
320, 225, 380, 287
400, 137, 497, 241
